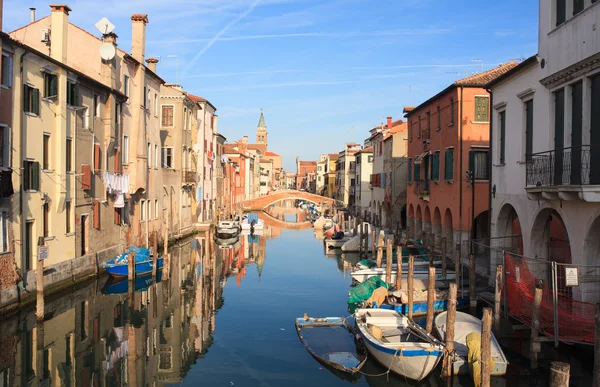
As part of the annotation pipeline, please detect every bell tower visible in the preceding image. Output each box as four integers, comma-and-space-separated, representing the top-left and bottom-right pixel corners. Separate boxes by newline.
256, 109, 267, 148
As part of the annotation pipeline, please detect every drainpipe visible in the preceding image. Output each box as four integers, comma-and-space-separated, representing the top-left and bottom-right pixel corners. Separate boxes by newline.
458, 86, 464, 270
486, 88, 494, 264
19, 49, 28, 279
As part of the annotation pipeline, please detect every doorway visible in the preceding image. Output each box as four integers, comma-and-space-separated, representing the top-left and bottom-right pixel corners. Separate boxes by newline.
24, 221, 33, 272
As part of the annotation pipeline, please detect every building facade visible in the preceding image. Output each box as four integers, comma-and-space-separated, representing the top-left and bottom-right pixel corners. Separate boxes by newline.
354, 147, 373, 219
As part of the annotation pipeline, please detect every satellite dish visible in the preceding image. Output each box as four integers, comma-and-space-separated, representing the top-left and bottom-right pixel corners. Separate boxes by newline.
95, 17, 115, 35
100, 43, 116, 61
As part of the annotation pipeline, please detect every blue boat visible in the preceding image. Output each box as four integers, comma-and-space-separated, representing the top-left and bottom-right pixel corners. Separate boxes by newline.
100, 246, 163, 277
377, 294, 470, 317
102, 271, 163, 295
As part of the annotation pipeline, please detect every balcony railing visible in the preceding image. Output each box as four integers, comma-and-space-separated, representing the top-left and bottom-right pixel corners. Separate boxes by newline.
526, 145, 600, 187
182, 169, 196, 183
413, 179, 430, 200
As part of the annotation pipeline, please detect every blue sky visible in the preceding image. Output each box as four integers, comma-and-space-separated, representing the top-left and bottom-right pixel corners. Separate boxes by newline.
4, 0, 538, 171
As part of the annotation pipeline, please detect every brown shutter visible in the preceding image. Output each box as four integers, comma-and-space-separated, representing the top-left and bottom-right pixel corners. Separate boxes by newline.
93, 200, 100, 229
82, 164, 91, 190
114, 208, 121, 225
94, 144, 101, 172
114, 149, 120, 172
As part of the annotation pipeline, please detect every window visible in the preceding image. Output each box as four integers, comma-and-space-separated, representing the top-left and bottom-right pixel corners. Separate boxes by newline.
43, 72, 57, 98
147, 201, 151, 222
436, 106, 441, 130
115, 103, 121, 138
147, 142, 152, 168
573, 0, 583, 15
154, 94, 158, 116
23, 160, 40, 190
408, 159, 413, 183
24, 85, 40, 115
43, 202, 50, 238
155, 200, 159, 219
444, 149, 454, 180
431, 152, 440, 181
426, 111, 431, 138
556, 0, 566, 25
417, 115, 421, 139
93, 200, 100, 230
499, 111, 506, 164
143, 86, 148, 109
43, 134, 50, 170
474, 96, 489, 122
525, 99, 534, 161
123, 74, 130, 97
414, 163, 421, 181
66, 81, 79, 106
154, 145, 158, 168
94, 95, 101, 117
114, 207, 121, 225
470, 151, 489, 180
0, 125, 7, 168
161, 106, 174, 127
93, 143, 101, 172
122, 135, 129, 164
1, 53, 12, 87
66, 201, 71, 233
0, 212, 8, 253
450, 98, 455, 125
82, 105, 90, 129
141, 200, 146, 221
162, 147, 173, 168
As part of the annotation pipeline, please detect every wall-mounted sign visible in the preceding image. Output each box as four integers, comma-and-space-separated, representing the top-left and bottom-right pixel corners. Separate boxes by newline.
38, 246, 49, 261
565, 267, 579, 287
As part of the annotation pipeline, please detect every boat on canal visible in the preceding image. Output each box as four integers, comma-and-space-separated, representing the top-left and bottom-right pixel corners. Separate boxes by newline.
351, 267, 455, 284
217, 219, 240, 237
434, 311, 508, 376
102, 271, 162, 294
355, 308, 443, 381
295, 315, 367, 375
355, 256, 442, 270
100, 246, 163, 278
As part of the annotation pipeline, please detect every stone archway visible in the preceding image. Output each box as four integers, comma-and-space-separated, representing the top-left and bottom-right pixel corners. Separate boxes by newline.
415, 205, 422, 241
423, 206, 432, 244
582, 215, 600, 303
495, 203, 524, 255
408, 204, 415, 240
433, 207, 442, 250
443, 208, 453, 254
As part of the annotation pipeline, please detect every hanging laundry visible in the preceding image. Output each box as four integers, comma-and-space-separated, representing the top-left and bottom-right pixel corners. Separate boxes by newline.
114, 193, 125, 208
103, 172, 130, 195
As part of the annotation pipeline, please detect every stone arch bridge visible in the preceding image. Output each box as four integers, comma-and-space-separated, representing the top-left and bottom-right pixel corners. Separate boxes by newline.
242, 190, 335, 211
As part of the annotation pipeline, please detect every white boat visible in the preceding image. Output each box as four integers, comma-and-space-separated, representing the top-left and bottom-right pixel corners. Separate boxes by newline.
355, 308, 443, 381
241, 218, 264, 230
217, 220, 239, 236
351, 268, 455, 284
434, 311, 508, 376
355, 258, 442, 270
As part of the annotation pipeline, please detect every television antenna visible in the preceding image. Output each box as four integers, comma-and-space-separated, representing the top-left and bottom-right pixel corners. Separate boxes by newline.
95, 17, 115, 35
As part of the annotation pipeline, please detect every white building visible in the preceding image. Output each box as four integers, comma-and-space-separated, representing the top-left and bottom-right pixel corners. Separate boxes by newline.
335, 143, 361, 206
488, 0, 600, 302
354, 147, 373, 219
316, 154, 327, 195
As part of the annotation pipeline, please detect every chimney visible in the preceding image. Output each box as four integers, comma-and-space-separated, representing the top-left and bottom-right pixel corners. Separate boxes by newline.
242, 136, 248, 144
146, 57, 159, 73
49, 4, 71, 63
0, 0, 3, 32
387, 116, 392, 128
29, 7, 36, 23
130, 14, 148, 63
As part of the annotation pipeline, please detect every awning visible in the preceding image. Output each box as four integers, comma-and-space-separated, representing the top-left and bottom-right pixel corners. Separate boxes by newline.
414, 151, 430, 163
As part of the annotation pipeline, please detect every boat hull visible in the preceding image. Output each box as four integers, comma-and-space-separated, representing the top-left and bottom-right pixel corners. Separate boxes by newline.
351, 269, 455, 284
104, 257, 163, 277
378, 294, 470, 317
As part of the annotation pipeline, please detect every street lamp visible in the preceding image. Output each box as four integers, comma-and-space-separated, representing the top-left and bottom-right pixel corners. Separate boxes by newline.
167, 55, 179, 84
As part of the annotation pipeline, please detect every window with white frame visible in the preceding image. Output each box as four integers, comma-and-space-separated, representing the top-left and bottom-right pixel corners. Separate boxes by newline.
0, 125, 10, 168
147, 142, 152, 168
94, 95, 101, 117
0, 212, 8, 252
155, 200, 159, 219
123, 74, 130, 97
1, 53, 12, 88
162, 147, 174, 168
122, 136, 130, 164
140, 200, 146, 221
82, 105, 90, 129
161, 106, 174, 127
154, 94, 158, 117
154, 145, 158, 169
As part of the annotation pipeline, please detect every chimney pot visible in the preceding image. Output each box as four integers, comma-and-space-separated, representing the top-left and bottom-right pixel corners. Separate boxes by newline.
130, 14, 148, 63
49, 4, 71, 14
29, 7, 36, 23
146, 57, 159, 73
387, 116, 392, 128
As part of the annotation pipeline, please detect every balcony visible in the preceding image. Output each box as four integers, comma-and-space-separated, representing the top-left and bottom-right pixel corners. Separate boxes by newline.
182, 169, 196, 184
526, 145, 600, 202
413, 180, 430, 201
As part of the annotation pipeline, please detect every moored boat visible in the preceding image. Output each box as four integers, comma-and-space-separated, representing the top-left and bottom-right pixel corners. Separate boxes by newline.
295, 315, 367, 375
100, 247, 163, 277
434, 311, 508, 376
351, 267, 455, 284
355, 308, 443, 381
217, 220, 239, 236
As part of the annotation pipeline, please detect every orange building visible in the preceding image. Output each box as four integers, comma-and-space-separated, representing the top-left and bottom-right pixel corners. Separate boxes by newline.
405, 63, 517, 257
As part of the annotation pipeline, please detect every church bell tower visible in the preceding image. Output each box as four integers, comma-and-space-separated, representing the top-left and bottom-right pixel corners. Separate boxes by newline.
256, 109, 267, 148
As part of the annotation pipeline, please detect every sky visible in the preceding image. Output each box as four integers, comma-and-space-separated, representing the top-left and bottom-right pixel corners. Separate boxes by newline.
3, 0, 538, 171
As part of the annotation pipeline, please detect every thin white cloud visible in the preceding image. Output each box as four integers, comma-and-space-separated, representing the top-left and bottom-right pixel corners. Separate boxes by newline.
182, 0, 261, 75
183, 69, 306, 78
199, 80, 358, 92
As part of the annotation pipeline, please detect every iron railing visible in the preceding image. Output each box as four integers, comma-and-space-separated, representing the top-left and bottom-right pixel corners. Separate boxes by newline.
413, 179, 430, 197
526, 145, 600, 187
182, 169, 196, 183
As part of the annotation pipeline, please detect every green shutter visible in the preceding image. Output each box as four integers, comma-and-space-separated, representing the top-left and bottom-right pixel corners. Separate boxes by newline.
50, 75, 58, 98
469, 151, 475, 173
73, 84, 79, 107
445, 150, 454, 180
499, 111, 506, 164
23, 160, 30, 190
23, 85, 29, 112
32, 88, 40, 115
408, 160, 412, 182
414, 163, 420, 181
32, 162, 40, 191
432, 153, 440, 180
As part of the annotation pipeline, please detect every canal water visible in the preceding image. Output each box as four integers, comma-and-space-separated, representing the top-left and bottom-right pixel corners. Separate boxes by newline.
0, 206, 593, 386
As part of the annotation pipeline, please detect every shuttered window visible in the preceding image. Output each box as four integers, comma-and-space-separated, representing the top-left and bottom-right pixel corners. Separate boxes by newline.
408, 159, 413, 182
414, 163, 421, 181
114, 208, 121, 225
573, 0, 583, 15
24, 85, 40, 115
556, 0, 566, 26
470, 151, 489, 180
161, 106, 174, 127
437, 106, 441, 130
450, 98, 455, 125
431, 152, 440, 181
93, 144, 101, 172
43, 72, 58, 98
525, 99, 534, 161
93, 200, 101, 230
66, 138, 73, 172
474, 96, 489, 122
23, 160, 40, 191
81, 164, 91, 190
444, 149, 454, 180
66, 81, 79, 106
65, 201, 71, 234
499, 111, 506, 164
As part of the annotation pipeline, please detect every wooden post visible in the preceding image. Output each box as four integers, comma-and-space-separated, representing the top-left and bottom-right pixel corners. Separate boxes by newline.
36, 259, 44, 322
594, 303, 600, 387
469, 253, 477, 308
408, 255, 414, 320
372, 227, 377, 258
353, 217, 357, 236
429, 236, 435, 266
494, 265, 503, 330
360, 223, 365, 257
163, 220, 170, 279
152, 232, 158, 279
376, 233, 384, 269
550, 362, 570, 387
426, 266, 435, 333
395, 245, 402, 291
441, 237, 447, 279
455, 243, 462, 291
442, 283, 457, 378
340, 212, 345, 233
385, 238, 393, 284
481, 307, 492, 387
530, 279, 543, 369
128, 251, 135, 282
